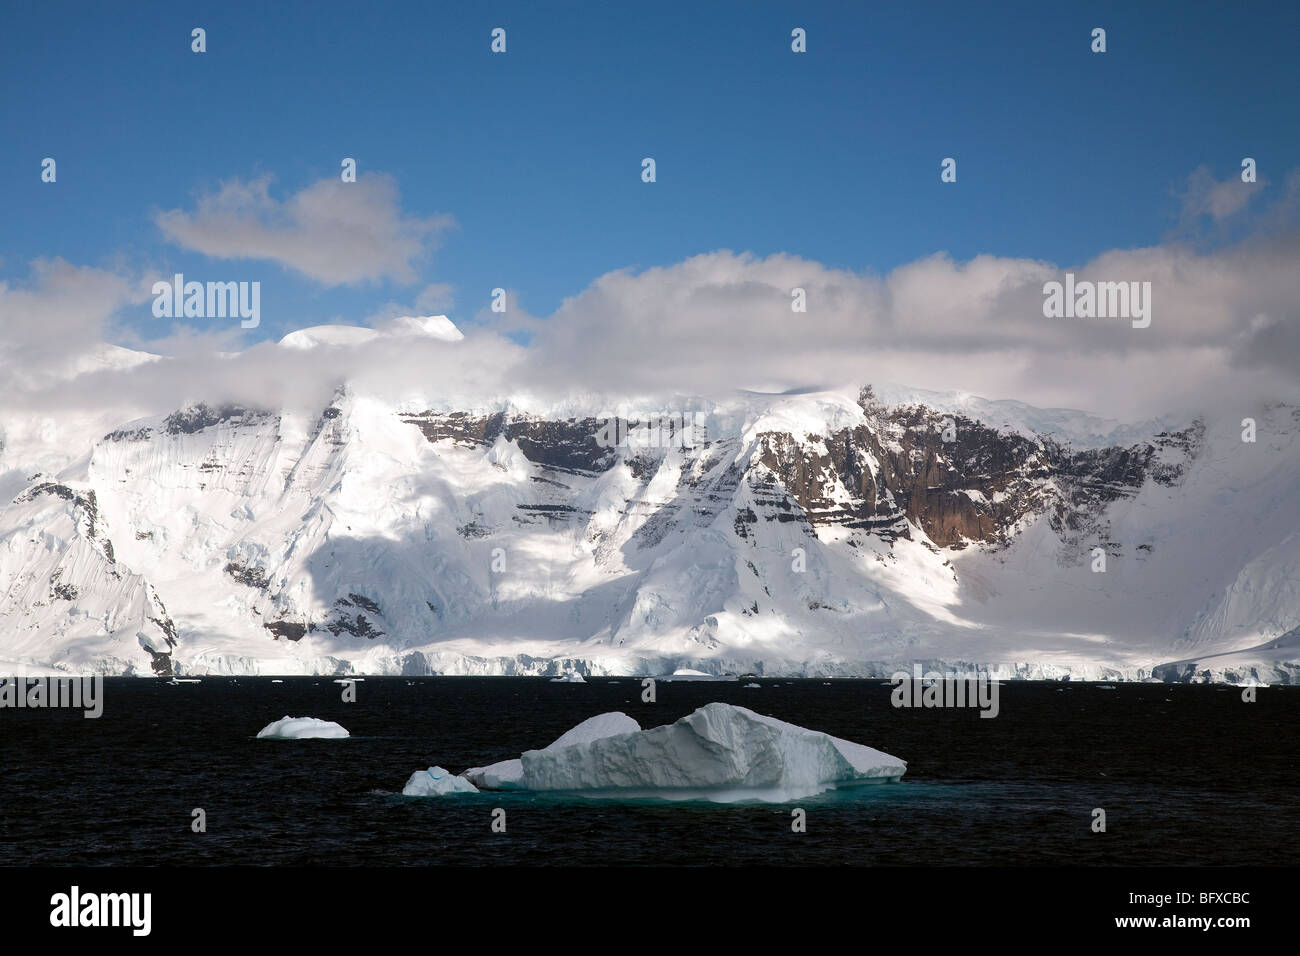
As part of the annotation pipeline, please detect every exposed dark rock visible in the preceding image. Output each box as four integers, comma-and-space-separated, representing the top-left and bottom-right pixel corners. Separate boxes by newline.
145, 646, 173, 677
400, 411, 622, 474
265, 620, 307, 641
162, 403, 269, 435
104, 425, 154, 442
398, 400, 1199, 553
224, 562, 270, 589
327, 614, 384, 639
14, 483, 102, 541
347, 593, 381, 615
147, 589, 179, 647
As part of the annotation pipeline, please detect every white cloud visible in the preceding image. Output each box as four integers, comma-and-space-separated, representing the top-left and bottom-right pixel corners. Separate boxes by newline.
5, 170, 1299, 447
154, 174, 454, 285
1179, 165, 1264, 225
415, 282, 455, 313
0, 259, 144, 387
519, 229, 1300, 420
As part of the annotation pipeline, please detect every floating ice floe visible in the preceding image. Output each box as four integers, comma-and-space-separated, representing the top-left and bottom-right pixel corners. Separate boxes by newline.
661, 669, 738, 682
256, 716, 350, 739
744, 683, 761, 688
549, 672, 586, 683
463, 703, 904, 802
402, 766, 479, 796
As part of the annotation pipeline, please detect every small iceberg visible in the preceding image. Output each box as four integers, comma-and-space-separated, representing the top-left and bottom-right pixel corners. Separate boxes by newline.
256, 716, 350, 739
402, 766, 479, 796
466, 703, 904, 802
550, 672, 587, 683
744, 682, 761, 688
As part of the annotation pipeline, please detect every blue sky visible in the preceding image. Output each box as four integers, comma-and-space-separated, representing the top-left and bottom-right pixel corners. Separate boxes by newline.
2, 0, 1298, 349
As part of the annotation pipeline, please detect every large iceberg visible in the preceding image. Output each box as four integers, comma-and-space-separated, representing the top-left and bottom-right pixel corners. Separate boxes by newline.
465, 703, 904, 802
256, 716, 350, 739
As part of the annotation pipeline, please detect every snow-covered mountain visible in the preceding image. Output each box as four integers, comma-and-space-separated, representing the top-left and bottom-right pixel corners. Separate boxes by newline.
3, 322, 1298, 682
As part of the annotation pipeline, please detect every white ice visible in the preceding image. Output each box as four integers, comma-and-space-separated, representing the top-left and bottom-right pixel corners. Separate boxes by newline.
468, 703, 904, 802
662, 669, 738, 682
402, 766, 479, 796
256, 716, 350, 739
463, 712, 641, 790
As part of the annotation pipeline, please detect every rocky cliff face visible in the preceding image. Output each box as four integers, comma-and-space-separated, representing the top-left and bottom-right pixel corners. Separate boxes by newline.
399, 389, 1203, 553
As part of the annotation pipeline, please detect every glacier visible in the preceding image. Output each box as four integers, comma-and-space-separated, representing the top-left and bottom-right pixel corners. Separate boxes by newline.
256, 716, 350, 739
463, 703, 905, 802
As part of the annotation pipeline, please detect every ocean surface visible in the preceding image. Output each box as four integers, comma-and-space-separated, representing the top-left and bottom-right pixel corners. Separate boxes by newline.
1, 678, 1295, 866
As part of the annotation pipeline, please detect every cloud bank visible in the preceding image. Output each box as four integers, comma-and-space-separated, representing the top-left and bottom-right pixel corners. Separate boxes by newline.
3, 168, 1298, 471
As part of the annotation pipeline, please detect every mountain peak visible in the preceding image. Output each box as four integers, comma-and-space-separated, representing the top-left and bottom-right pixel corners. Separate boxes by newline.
277, 315, 463, 351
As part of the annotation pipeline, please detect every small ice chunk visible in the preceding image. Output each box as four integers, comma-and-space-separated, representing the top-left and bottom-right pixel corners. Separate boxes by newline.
256, 716, 350, 739
744, 682, 761, 688
402, 766, 479, 796
550, 672, 586, 683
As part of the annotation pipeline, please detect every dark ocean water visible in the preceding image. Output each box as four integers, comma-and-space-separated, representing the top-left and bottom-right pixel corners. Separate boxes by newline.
1, 678, 1295, 866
